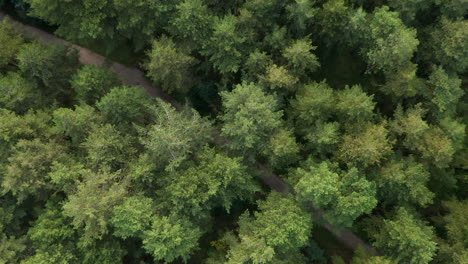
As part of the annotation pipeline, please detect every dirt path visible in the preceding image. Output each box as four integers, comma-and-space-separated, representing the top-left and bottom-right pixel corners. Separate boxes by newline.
1, 11, 377, 257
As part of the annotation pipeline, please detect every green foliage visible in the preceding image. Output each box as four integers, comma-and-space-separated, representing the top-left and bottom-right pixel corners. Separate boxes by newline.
388, 0, 432, 24
243, 50, 272, 81
3, 1, 468, 263
1, 139, 66, 202
139, 101, 212, 171
426, 66, 463, 116
433, 199, 468, 263
338, 123, 393, 167
283, 38, 320, 77
0, 109, 52, 150
62, 169, 127, 243
82, 124, 134, 169
25, 0, 172, 52
315, 0, 350, 45
71, 65, 120, 105
260, 64, 299, 91
350, 246, 396, 264
443, 200, 468, 246
225, 192, 312, 262
0, 19, 23, 68
202, 15, 247, 74
17, 42, 79, 99
27, 200, 76, 250
0, 235, 26, 264
78, 239, 126, 264
381, 63, 425, 98
265, 128, 300, 169
374, 157, 434, 207
111, 196, 154, 239
429, 18, 468, 73
96, 86, 153, 125
142, 215, 202, 263
48, 160, 89, 194
435, 0, 468, 19
391, 107, 455, 168
220, 82, 283, 155
251, 193, 312, 252
0, 72, 40, 113
372, 207, 438, 264
290, 81, 335, 123
293, 161, 377, 227
22, 244, 77, 264
170, 0, 214, 46
52, 105, 102, 144
161, 147, 258, 218
362, 6, 419, 74
144, 36, 197, 94
335, 85, 376, 122
286, 0, 317, 36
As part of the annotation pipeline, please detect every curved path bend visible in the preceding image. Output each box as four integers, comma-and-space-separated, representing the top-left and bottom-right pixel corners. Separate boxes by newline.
0, 11, 376, 256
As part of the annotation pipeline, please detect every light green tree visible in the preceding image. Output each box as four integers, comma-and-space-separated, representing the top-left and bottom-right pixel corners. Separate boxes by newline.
1, 139, 67, 202
81, 124, 135, 169
283, 38, 320, 77
362, 6, 419, 74
96, 86, 154, 126
161, 147, 259, 218
335, 85, 376, 122
71, 65, 120, 105
220, 82, 283, 155
290, 81, 335, 124
111, 196, 155, 239
293, 161, 377, 227
139, 101, 212, 171
142, 215, 202, 263
0, 72, 40, 113
169, 0, 214, 47
338, 123, 393, 167
62, 169, 127, 244
144, 36, 197, 94
381, 63, 425, 98
260, 64, 299, 92
225, 192, 312, 262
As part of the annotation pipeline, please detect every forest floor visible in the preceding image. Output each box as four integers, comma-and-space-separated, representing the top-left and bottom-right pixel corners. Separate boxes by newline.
0, 11, 377, 260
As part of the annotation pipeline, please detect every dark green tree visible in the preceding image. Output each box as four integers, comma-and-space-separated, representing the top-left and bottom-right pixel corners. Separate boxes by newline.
372, 208, 438, 264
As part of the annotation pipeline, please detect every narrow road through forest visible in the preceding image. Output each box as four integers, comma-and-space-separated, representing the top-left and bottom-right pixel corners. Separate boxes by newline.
0, 11, 377, 257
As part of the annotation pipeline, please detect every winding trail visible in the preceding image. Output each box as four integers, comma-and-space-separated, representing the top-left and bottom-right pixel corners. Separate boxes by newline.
0, 11, 377, 257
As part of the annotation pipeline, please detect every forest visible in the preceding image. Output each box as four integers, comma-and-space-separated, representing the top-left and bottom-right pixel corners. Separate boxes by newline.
0, 0, 466, 263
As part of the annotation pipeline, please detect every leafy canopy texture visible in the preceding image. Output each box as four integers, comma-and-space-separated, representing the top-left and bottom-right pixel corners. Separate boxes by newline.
372, 208, 438, 264
220, 82, 283, 155
293, 161, 377, 227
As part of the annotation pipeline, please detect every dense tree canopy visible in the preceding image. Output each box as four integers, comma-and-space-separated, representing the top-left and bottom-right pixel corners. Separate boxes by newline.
0, 0, 466, 263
